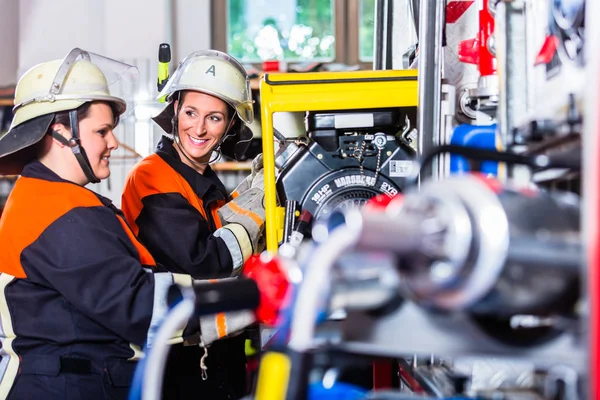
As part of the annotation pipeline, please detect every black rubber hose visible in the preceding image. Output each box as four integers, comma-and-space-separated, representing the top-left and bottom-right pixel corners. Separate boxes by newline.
407, 144, 581, 187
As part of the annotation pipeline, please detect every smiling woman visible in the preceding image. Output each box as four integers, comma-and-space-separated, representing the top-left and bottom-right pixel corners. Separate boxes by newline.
173, 91, 234, 173
0, 48, 183, 400
44, 101, 121, 184
0, 47, 263, 400
121, 49, 266, 400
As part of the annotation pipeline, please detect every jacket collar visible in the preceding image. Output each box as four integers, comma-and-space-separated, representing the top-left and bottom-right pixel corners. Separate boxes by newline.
155, 136, 228, 202
21, 160, 117, 209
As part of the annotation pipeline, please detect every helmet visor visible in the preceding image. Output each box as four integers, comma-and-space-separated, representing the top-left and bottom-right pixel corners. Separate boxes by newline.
13, 48, 139, 118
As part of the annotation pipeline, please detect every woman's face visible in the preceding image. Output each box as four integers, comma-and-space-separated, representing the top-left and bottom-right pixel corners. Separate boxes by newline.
77, 102, 119, 182
175, 91, 231, 162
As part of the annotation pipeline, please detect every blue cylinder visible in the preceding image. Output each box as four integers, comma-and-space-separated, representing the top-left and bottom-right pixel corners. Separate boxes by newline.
449, 124, 499, 176
308, 382, 368, 400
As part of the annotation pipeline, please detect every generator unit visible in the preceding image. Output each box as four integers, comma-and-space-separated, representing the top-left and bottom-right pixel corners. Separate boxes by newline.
275, 107, 416, 223
259, 69, 419, 252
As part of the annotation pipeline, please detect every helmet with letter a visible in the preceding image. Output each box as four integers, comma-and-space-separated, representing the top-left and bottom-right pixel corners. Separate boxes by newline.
152, 50, 254, 160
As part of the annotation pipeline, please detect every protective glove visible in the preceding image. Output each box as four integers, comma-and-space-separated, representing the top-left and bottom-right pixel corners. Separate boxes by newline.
216, 187, 266, 266
250, 166, 264, 191
231, 153, 264, 198
173, 275, 257, 346
194, 279, 256, 346
173, 275, 257, 381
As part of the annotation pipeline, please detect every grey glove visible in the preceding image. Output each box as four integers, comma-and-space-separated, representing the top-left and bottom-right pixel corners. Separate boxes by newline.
172, 275, 257, 381
231, 153, 264, 198
216, 187, 266, 264
171, 275, 256, 345
250, 167, 264, 191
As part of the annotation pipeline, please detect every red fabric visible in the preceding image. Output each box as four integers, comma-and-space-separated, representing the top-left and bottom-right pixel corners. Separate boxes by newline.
243, 253, 290, 326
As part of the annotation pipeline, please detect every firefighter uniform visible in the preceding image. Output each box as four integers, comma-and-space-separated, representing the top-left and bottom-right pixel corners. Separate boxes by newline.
122, 137, 248, 399
122, 136, 233, 278
0, 48, 260, 400
0, 160, 196, 399
121, 50, 266, 399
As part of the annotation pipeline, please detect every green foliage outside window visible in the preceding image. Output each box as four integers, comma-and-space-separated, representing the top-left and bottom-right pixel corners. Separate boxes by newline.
227, 0, 374, 63
227, 0, 335, 62
359, 0, 375, 61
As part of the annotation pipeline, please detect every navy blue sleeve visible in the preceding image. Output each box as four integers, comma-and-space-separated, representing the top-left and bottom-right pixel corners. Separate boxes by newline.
19, 206, 182, 347
136, 193, 234, 279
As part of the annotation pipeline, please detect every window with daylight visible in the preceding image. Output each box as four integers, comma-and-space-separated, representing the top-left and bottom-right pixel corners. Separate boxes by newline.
213, 0, 375, 67
359, 0, 375, 62
227, 0, 336, 63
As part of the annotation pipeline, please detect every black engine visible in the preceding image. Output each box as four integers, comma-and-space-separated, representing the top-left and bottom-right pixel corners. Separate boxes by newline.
275, 107, 417, 242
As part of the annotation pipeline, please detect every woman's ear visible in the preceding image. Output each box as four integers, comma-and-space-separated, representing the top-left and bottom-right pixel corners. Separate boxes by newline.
227, 114, 238, 131
225, 117, 238, 136
50, 123, 70, 148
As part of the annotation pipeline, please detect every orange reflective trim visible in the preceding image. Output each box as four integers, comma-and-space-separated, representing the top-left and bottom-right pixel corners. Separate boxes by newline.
122, 154, 208, 235
211, 200, 226, 229
205, 279, 228, 337
226, 200, 264, 227
0, 177, 104, 278
215, 312, 227, 338
116, 216, 156, 267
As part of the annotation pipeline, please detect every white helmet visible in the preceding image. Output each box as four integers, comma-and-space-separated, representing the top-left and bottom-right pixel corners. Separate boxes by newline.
155, 50, 253, 126
152, 50, 254, 160
0, 48, 138, 175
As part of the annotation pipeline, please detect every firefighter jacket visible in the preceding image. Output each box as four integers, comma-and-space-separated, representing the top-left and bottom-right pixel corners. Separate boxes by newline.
122, 137, 250, 399
121, 137, 247, 279
0, 160, 198, 400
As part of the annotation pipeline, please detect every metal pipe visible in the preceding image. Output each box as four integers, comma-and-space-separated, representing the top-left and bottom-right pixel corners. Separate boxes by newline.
288, 227, 359, 352
143, 295, 195, 400
496, 0, 527, 148
410, 0, 420, 37
373, 0, 386, 70
340, 208, 424, 255
384, 0, 394, 70
165, 0, 177, 63
506, 237, 581, 271
417, 0, 445, 180
373, 0, 394, 70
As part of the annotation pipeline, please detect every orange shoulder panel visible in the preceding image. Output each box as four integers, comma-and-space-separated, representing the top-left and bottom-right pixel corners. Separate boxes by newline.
116, 216, 156, 267
0, 177, 103, 278
121, 154, 207, 234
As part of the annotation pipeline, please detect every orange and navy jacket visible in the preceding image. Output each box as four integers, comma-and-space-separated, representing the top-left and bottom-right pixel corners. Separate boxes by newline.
122, 137, 238, 279
121, 137, 251, 398
0, 160, 197, 398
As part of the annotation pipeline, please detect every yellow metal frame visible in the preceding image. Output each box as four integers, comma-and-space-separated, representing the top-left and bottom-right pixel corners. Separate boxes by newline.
260, 69, 419, 253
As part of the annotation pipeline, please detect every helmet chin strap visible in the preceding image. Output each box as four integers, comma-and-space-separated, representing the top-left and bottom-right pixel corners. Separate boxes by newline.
50, 110, 100, 184
171, 97, 237, 171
